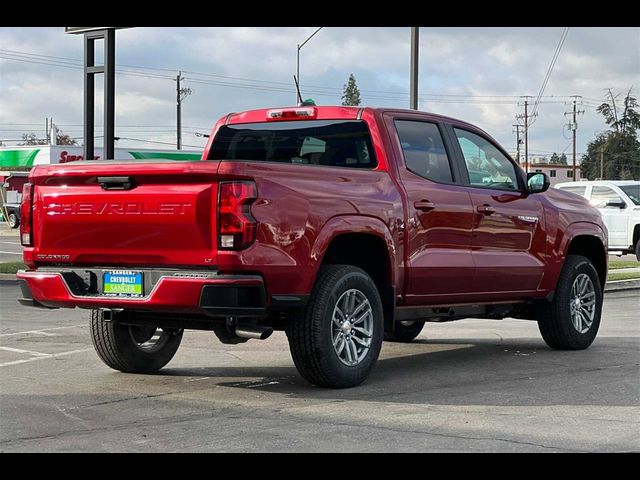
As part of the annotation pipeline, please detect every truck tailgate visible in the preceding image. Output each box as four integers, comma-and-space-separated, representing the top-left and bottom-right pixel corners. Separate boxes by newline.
29, 161, 219, 267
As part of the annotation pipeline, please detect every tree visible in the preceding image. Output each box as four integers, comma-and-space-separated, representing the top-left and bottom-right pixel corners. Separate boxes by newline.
549, 152, 560, 164
341, 73, 362, 106
56, 132, 77, 145
581, 89, 640, 180
558, 153, 568, 165
19, 132, 47, 145
18, 131, 77, 146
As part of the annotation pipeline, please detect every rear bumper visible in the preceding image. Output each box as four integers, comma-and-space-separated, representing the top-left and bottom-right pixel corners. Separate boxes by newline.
16, 268, 266, 317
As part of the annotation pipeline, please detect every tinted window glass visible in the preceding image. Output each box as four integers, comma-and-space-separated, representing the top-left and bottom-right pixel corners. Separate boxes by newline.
454, 128, 519, 190
394, 120, 453, 182
591, 186, 624, 208
558, 185, 587, 197
209, 120, 376, 168
619, 184, 640, 205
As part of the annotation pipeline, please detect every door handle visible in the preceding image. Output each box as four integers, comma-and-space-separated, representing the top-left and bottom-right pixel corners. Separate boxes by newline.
414, 200, 435, 212
97, 176, 136, 190
477, 204, 496, 215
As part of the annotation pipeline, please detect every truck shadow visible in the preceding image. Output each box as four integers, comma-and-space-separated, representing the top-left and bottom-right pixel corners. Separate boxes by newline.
163, 336, 639, 407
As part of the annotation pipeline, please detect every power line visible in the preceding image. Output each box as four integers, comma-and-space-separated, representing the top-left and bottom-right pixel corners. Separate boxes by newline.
1, 48, 594, 104
529, 27, 570, 125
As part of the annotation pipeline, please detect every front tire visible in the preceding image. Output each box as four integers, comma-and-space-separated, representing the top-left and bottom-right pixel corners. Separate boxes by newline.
8, 213, 19, 229
90, 310, 183, 373
537, 255, 603, 350
287, 265, 384, 388
384, 320, 425, 342
635, 241, 640, 262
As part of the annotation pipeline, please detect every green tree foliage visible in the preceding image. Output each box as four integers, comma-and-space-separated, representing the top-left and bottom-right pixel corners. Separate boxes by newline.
549, 152, 560, 164
559, 153, 568, 164
581, 89, 640, 180
341, 73, 362, 106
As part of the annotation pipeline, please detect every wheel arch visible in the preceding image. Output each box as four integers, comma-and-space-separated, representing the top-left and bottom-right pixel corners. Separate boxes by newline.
565, 233, 607, 291
311, 216, 398, 330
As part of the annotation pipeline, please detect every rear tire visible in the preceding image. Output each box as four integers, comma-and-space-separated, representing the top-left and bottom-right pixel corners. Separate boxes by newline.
287, 265, 384, 388
537, 255, 603, 350
635, 241, 640, 262
8, 213, 19, 229
90, 310, 183, 373
384, 320, 425, 342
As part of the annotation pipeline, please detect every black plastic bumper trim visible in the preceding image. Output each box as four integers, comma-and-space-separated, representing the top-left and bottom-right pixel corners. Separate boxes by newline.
270, 294, 310, 310
199, 283, 266, 317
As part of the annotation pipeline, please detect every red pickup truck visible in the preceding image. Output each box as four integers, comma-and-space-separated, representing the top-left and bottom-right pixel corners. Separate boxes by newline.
17, 106, 608, 388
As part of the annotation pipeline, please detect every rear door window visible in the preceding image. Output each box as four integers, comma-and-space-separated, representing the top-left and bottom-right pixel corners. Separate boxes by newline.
394, 120, 453, 183
591, 186, 625, 208
557, 185, 587, 197
209, 120, 376, 168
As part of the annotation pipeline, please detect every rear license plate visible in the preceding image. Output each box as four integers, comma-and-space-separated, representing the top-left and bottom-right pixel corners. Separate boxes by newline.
103, 271, 144, 297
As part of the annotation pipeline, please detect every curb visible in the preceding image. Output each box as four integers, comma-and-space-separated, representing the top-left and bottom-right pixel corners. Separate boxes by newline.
0, 273, 18, 281
604, 279, 640, 292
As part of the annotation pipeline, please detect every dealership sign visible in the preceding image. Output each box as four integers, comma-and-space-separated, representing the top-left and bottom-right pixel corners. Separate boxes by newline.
0, 146, 201, 168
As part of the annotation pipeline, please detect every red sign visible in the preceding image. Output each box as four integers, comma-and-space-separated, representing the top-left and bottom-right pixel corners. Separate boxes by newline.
59, 151, 100, 164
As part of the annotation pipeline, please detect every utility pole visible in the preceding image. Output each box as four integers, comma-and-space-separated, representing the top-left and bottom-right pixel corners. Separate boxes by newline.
564, 96, 584, 181
175, 72, 192, 150
512, 124, 523, 165
524, 100, 529, 174
176, 72, 182, 150
516, 97, 535, 174
410, 27, 419, 110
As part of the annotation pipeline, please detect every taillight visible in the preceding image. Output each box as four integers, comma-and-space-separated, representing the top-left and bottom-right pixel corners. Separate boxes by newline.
266, 107, 317, 121
218, 181, 257, 250
20, 182, 33, 246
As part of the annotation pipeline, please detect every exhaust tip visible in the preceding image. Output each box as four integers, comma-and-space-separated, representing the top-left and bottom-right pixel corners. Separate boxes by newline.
235, 325, 273, 340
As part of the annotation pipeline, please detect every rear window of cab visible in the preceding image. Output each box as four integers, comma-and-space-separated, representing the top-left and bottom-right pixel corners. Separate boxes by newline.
208, 120, 376, 169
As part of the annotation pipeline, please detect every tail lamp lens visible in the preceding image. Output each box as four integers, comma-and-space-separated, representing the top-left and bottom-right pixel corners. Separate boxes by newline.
20, 182, 33, 246
218, 181, 257, 250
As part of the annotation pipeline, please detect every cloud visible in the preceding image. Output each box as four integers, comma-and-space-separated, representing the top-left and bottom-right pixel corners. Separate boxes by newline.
1, 26, 638, 157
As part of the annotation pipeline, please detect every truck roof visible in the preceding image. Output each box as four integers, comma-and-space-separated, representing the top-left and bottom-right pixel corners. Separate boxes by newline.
224, 105, 480, 131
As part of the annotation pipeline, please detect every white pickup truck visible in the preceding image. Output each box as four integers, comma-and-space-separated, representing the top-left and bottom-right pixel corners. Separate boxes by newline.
555, 180, 640, 260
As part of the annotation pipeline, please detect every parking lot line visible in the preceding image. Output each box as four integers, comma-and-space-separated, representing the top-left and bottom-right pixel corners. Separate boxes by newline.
0, 250, 22, 255
0, 324, 85, 338
0, 241, 22, 245
0, 346, 51, 357
0, 348, 94, 368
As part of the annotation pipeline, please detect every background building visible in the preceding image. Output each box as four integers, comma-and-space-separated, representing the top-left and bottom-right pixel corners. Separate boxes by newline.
530, 163, 582, 186
0, 145, 201, 169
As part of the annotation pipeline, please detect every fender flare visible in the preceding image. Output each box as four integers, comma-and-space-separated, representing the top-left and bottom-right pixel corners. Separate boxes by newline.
540, 221, 607, 293
310, 215, 398, 287
560, 221, 607, 257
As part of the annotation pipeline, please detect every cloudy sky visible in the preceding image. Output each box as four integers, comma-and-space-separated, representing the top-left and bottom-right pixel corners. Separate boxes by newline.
1, 26, 638, 160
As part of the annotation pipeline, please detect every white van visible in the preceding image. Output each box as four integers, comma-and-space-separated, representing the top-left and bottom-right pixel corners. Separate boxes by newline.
555, 180, 640, 260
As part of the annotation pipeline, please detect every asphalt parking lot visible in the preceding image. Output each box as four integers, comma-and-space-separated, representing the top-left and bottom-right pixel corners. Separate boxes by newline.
0, 232, 22, 263
0, 281, 638, 452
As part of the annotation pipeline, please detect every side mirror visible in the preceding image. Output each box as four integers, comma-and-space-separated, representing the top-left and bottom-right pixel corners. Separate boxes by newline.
605, 199, 626, 209
527, 172, 550, 194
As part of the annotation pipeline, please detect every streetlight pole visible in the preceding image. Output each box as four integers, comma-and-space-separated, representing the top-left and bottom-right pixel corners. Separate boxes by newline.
410, 27, 419, 110
296, 27, 323, 102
